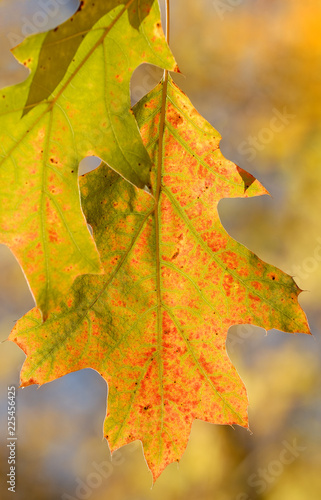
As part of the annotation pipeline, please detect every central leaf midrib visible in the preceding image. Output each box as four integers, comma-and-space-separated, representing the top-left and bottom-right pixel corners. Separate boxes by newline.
154, 74, 169, 454
40, 110, 54, 315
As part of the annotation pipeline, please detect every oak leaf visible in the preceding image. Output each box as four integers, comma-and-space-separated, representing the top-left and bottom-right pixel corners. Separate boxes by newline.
0, 0, 176, 319
10, 77, 310, 480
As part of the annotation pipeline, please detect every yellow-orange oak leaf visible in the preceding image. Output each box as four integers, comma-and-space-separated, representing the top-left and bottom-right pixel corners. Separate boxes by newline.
10, 77, 310, 481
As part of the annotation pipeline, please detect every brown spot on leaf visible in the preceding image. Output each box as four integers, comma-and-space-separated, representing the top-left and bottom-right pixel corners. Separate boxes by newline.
77, 0, 85, 11
171, 250, 179, 260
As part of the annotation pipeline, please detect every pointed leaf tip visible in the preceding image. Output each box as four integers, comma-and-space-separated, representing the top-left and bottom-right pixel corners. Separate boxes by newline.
236, 166, 270, 197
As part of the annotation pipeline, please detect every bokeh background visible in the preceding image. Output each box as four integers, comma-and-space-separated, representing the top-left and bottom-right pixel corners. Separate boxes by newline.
1, 0, 321, 498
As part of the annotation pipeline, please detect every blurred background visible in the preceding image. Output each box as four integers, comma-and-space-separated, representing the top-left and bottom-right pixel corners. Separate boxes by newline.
1, 0, 321, 498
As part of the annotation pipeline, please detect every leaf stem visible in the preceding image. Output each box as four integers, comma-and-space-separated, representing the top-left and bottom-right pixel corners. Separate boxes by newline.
166, 0, 170, 46
155, 0, 170, 202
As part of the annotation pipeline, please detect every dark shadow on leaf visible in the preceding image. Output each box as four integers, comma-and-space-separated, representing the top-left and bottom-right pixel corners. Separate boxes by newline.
23, 0, 156, 116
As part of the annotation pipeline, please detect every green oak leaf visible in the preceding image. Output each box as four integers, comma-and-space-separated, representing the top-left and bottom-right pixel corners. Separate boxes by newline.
0, 0, 177, 319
